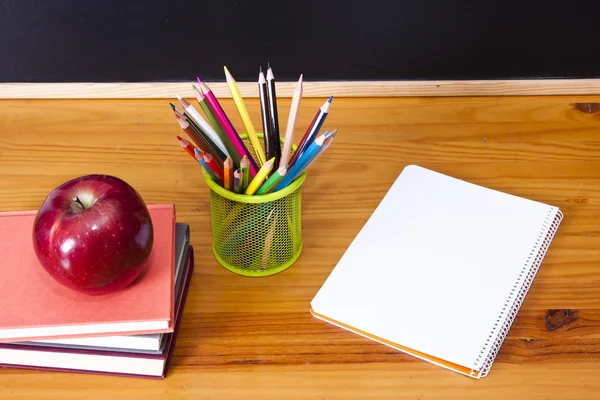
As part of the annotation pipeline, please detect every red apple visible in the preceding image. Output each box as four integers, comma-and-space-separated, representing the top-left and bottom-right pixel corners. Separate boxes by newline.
32, 175, 154, 296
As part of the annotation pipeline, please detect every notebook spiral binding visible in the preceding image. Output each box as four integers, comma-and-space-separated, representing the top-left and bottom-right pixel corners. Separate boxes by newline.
472, 208, 564, 378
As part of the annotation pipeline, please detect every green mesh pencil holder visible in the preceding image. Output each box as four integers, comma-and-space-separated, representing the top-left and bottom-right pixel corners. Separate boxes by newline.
202, 135, 306, 277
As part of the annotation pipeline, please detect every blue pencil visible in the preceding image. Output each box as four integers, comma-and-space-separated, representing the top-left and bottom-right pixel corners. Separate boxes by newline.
194, 148, 220, 184
288, 96, 333, 168
274, 130, 335, 191
289, 130, 337, 183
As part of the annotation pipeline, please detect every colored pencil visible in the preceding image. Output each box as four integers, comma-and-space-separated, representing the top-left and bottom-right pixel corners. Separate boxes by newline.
197, 78, 259, 175
266, 64, 282, 168
288, 96, 332, 167
192, 85, 237, 160
194, 148, 220, 183
245, 157, 275, 195
223, 157, 234, 191
240, 155, 250, 192
280, 74, 303, 167
224, 66, 265, 166
256, 165, 287, 195
177, 94, 231, 159
275, 131, 335, 191
260, 214, 279, 269
311, 129, 337, 160
202, 151, 224, 181
174, 111, 225, 165
234, 169, 243, 194
258, 68, 274, 164
177, 135, 196, 159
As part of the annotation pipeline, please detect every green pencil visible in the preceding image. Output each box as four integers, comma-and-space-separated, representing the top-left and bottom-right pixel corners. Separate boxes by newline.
193, 85, 238, 165
240, 155, 250, 191
256, 165, 288, 195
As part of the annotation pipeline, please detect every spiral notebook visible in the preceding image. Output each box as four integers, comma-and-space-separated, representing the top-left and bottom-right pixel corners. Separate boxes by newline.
310, 165, 563, 378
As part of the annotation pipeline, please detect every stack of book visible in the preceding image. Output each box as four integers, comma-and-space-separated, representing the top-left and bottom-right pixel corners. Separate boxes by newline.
0, 204, 193, 378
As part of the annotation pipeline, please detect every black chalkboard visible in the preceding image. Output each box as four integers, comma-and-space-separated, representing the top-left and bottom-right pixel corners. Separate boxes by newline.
1, 0, 599, 83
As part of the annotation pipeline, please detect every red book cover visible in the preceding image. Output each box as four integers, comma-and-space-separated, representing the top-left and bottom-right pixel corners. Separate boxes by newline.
0, 204, 176, 342
0, 246, 194, 379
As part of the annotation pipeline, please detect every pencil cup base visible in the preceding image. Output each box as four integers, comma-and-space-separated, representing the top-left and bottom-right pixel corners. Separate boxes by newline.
203, 169, 306, 277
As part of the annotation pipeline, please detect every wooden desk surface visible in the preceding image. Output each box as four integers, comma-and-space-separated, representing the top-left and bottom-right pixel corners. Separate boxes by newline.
1, 96, 599, 399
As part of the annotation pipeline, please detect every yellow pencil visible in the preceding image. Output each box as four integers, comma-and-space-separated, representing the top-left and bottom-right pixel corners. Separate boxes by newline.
224, 66, 266, 166
245, 157, 275, 195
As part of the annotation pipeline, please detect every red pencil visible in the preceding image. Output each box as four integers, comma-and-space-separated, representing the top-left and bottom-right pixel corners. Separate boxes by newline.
202, 151, 224, 181
177, 136, 196, 159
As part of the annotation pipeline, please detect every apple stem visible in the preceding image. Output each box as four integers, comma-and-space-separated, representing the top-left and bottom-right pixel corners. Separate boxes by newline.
72, 196, 86, 211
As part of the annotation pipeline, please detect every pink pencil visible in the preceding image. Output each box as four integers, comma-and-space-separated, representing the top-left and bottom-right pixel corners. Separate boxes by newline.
197, 77, 258, 177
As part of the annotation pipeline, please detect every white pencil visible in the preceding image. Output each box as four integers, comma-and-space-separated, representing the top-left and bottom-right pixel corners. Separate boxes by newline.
279, 74, 303, 167
176, 94, 231, 160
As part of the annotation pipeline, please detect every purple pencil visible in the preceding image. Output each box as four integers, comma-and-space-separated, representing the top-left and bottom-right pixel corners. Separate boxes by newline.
197, 78, 258, 177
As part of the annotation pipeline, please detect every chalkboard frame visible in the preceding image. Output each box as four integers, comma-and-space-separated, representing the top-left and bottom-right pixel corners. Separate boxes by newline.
2, 79, 600, 99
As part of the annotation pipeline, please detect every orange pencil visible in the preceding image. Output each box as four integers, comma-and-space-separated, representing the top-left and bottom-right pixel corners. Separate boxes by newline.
223, 157, 234, 191
202, 151, 224, 181
177, 136, 196, 159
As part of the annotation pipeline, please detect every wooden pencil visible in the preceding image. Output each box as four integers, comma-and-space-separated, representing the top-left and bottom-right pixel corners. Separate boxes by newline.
240, 155, 250, 192
197, 78, 259, 175
256, 165, 287, 195
202, 151, 224, 181
177, 135, 196, 159
288, 96, 332, 167
192, 85, 237, 160
233, 169, 243, 194
194, 148, 220, 183
179, 106, 228, 163
260, 214, 279, 269
224, 66, 266, 165
280, 74, 303, 167
177, 94, 231, 160
224, 157, 234, 191
174, 112, 225, 165
275, 130, 335, 191
245, 157, 275, 195
266, 64, 282, 168
258, 68, 274, 165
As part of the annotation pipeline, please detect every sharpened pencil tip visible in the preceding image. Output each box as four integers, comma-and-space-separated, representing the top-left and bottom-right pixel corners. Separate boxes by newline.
169, 102, 176, 109
224, 66, 233, 82
196, 77, 203, 83
176, 94, 183, 100
267, 62, 271, 69
259, 66, 262, 74
328, 96, 333, 102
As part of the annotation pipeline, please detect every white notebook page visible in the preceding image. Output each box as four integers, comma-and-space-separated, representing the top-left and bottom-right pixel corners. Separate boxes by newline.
311, 165, 559, 372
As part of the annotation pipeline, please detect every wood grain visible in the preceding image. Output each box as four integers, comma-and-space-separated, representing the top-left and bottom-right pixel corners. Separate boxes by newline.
3, 79, 600, 99
1, 95, 600, 399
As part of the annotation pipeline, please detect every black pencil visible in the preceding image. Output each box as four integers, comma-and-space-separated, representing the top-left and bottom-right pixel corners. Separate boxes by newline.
266, 63, 282, 168
258, 67, 274, 165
